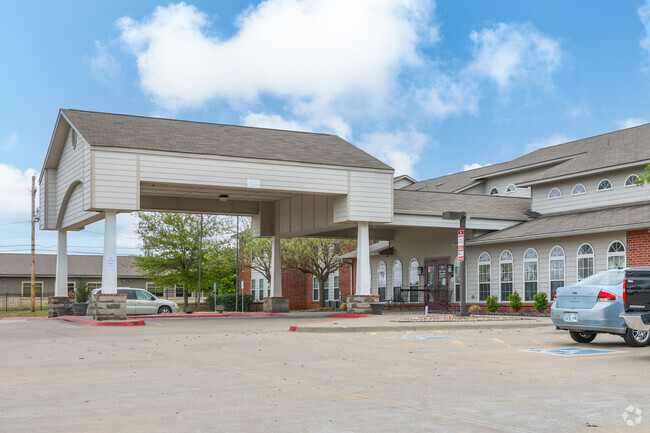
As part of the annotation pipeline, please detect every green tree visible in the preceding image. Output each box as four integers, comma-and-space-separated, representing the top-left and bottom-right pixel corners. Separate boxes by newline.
240, 232, 272, 282
282, 238, 355, 309
637, 164, 650, 185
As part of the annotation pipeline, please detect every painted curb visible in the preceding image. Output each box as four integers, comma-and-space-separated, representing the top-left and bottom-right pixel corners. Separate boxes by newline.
290, 320, 553, 333
46, 316, 146, 326
289, 314, 372, 332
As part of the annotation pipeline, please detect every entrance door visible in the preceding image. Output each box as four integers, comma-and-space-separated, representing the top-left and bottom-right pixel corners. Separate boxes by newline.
425, 259, 450, 310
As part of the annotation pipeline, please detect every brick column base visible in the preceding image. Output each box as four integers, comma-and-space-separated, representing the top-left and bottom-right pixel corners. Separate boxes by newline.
47, 297, 74, 318
346, 295, 378, 314
92, 294, 127, 321
263, 297, 289, 313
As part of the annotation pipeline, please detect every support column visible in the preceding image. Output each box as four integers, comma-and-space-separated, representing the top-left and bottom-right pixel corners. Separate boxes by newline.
102, 211, 118, 294
264, 235, 289, 312
54, 230, 68, 297
347, 222, 374, 314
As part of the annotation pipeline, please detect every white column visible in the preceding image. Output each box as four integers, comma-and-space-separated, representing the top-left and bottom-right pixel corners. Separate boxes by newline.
102, 211, 118, 294
270, 236, 282, 297
355, 222, 371, 295
54, 230, 68, 297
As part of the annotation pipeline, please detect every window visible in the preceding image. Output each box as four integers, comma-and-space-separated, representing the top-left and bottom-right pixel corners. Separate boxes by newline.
625, 174, 639, 187
572, 184, 586, 195
523, 248, 538, 301
393, 260, 403, 301
146, 282, 163, 297
175, 285, 184, 297
312, 277, 319, 301
499, 250, 513, 301
251, 280, 256, 301
136, 290, 154, 300
324, 277, 330, 301
377, 261, 387, 302
67, 282, 76, 293
489, 187, 499, 196
21, 281, 43, 297
607, 241, 626, 269
259, 279, 264, 301
577, 243, 594, 280
87, 282, 101, 290
506, 184, 516, 193
478, 252, 491, 301
548, 188, 562, 199
597, 179, 612, 191
455, 258, 461, 302
549, 246, 565, 300
334, 275, 340, 301
409, 258, 419, 302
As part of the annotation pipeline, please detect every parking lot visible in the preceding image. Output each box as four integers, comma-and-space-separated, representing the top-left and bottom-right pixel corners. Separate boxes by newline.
1, 314, 649, 432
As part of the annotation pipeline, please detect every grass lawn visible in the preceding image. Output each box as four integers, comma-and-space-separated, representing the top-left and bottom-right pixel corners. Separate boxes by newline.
0, 309, 49, 318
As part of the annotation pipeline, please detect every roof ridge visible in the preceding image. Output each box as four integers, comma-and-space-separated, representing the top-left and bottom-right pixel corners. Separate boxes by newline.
395, 189, 530, 200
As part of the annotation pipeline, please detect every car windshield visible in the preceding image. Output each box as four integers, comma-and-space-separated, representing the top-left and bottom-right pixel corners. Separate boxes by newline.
574, 270, 625, 287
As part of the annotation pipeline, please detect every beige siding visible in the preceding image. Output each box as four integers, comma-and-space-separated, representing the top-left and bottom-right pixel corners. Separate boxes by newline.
61, 184, 86, 228
46, 170, 57, 229
482, 167, 549, 198
531, 166, 650, 213
390, 214, 520, 231
139, 153, 349, 195
83, 143, 92, 210
38, 175, 46, 230
348, 171, 393, 222
273, 194, 340, 236
465, 231, 627, 303
93, 150, 138, 210
333, 196, 348, 223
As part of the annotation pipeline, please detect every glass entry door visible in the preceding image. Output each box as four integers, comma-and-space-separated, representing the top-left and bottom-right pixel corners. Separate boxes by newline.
425, 259, 449, 309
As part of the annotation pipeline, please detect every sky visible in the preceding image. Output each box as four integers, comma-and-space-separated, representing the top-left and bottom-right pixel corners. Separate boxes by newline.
2, 0, 650, 255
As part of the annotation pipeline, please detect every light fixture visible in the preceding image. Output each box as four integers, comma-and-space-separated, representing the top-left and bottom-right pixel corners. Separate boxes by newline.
446, 264, 454, 276
219, 194, 229, 202
417, 266, 423, 276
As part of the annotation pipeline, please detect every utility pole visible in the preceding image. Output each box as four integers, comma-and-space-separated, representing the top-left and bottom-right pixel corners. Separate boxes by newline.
30, 175, 36, 313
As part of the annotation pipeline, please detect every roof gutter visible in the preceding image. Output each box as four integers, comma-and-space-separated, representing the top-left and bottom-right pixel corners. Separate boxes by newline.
518, 160, 650, 187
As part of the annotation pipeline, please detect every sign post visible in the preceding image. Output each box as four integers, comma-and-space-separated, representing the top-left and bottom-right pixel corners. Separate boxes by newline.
442, 211, 469, 316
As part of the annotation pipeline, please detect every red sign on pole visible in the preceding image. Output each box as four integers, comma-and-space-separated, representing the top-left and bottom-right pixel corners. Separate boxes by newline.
458, 230, 465, 262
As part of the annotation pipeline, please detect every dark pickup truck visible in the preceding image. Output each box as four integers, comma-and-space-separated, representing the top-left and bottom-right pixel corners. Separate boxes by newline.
620, 267, 650, 331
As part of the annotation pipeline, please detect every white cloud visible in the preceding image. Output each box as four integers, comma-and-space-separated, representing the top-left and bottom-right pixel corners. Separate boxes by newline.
0, 164, 38, 218
524, 134, 569, 154
118, 1, 433, 113
424, 75, 479, 119
243, 112, 311, 132
618, 117, 647, 129
463, 162, 487, 171
1, 133, 18, 151
357, 130, 427, 177
640, 1, 650, 57
88, 40, 120, 82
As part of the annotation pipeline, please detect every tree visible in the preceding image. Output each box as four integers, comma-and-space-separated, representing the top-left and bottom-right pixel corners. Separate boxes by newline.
282, 238, 356, 309
133, 212, 236, 307
240, 232, 272, 282
637, 164, 650, 185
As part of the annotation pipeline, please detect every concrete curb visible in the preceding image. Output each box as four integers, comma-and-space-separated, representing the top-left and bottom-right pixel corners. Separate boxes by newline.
290, 320, 553, 333
128, 312, 287, 319
45, 315, 146, 326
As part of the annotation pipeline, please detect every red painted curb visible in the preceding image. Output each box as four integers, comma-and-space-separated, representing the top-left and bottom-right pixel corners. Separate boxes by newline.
46, 316, 146, 326
127, 312, 287, 319
289, 314, 371, 332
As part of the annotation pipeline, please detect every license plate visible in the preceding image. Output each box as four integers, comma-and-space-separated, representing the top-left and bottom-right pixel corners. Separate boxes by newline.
564, 312, 578, 322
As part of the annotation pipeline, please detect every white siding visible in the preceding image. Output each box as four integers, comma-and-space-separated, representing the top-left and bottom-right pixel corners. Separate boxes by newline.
274, 194, 340, 236
93, 150, 138, 210
482, 167, 550, 198
61, 183, 86, 228
390, 214, 521, 231
531, 166, 650, 214
348, 170, 393, 222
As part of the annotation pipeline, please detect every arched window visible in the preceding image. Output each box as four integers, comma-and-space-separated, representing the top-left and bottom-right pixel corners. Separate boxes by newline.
499, 250, 513, 302
409, 259, 419, 302
577, 243, 594, 280
607, 241, 626, 269
506, 184, 516, 193
549, 246, 565, 300
625, 174, 639, 187
478, 252, 491, 301
572, 184, 586, 195
489, 187, 499, 196
597, 179, 612, 191
392, 260, 403, 301
524, 248, 538, 301
548, 188, 562, 199
377, 262, 386, 302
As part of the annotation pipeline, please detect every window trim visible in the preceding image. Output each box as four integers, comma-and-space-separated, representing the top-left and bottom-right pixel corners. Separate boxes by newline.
577, 243, 595, 281
607, 240, 626, 269
624, 174, 639, 187
489, 187, 499, 196
21, 281, 44, 297
597, 179, 612, 191
377, 261, 387, 302
408, 258, 419, 303
548, 246, 565, 301
478, 252, 491, 302
499, 250, 513, 302
506, 184, 516, 193
548, 187, 562, 199
523, 248, 538, 302
571, 183, 586, 196
392, 260, 403, 301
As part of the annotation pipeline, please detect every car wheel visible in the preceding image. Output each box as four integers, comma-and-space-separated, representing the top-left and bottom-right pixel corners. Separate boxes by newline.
623, 328, 650, 347
569, 331, 597, 343
158, 306, 172, 314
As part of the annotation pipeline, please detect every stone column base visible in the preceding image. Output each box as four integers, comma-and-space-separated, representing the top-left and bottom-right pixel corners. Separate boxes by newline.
48, 297, 74, 318
263, 297, 289, 313
92, 294, 127, 321
346, 295, 379, 314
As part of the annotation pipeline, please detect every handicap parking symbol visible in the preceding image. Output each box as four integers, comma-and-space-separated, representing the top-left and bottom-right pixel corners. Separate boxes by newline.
523, 347, 625, 356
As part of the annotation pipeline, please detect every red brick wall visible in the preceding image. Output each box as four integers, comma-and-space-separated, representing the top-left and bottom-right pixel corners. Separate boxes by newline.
627, 229, 650, 266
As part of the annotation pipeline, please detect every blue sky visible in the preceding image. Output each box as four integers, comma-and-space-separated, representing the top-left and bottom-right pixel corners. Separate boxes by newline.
2, 0, 650, 255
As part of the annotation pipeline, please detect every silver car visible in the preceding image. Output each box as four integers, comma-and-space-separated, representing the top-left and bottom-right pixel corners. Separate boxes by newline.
87, 288, 180, 316
551, 269, 650, 347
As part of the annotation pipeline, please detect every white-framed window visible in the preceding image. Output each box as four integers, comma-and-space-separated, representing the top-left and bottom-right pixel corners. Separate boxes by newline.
334, 275, 340, 301
548, 187, 562, 199
549, 246, 565, 300
506, 184, 516, 193
597, 179, 612, 191
175, 284, 184, 297
146, 282, 163, 297
478, 252, 491, 301
409, 258, 419, 302
251, 280, 256, 301
259, 279, 264, 301
312, 277, 319, 301
523, 248, 538, 301
607, 241, 626, 269
577, 243, 595, 280
22, 281, 43, 297
489, 187, 499, 196
392, 260, 403, 301
625, 174, 639, 187
572, 184, 586, 195
87, 282, 102, 290
377, 261, 387, 302
499, 250, 513, 301
67, 282, 76, 292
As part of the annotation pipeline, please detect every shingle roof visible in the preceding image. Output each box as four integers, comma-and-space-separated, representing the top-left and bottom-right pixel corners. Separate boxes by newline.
467, 202, 650, 245
0, 254, 141, 277
61, 109, 393, 171
393, 190, 531, 220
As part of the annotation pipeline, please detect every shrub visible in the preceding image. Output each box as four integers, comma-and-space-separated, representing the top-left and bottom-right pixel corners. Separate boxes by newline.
206, 293, 254, 312
468, 304, 482, 314
75, 277, 90, 303
507, 291, 522, 312
533, 292, 549, 313
486, 295, 499, 313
